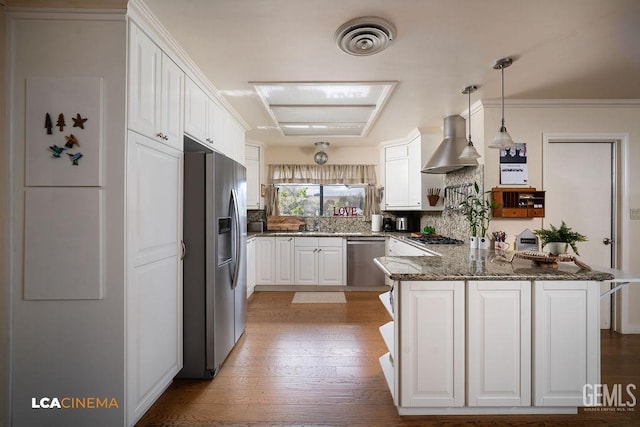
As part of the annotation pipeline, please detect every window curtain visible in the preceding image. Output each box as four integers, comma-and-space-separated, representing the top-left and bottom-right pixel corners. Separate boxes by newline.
268, 164, 377, 185
264, 185, 279, 216
364, 185, 382, 220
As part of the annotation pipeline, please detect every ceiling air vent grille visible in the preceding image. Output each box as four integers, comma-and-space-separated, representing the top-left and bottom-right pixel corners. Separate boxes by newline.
335, 17, 396, 56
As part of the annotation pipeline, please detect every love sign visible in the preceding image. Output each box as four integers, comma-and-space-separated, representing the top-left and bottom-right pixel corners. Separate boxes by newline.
333, 206, 358, 217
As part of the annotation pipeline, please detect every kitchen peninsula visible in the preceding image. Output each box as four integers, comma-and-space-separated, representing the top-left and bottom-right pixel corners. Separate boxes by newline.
374, 239, 619, 415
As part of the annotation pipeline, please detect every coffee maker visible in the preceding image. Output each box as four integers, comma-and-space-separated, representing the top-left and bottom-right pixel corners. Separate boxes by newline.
382, 217, 394, 232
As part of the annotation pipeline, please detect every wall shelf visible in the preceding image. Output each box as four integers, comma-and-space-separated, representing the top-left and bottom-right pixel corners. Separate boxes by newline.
492, 187, 545, 218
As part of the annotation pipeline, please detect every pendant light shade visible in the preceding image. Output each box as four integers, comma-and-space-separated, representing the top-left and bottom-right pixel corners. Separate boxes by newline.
314, 141, 330, 165
489, 57, 516, 149
459, 85, 481, 160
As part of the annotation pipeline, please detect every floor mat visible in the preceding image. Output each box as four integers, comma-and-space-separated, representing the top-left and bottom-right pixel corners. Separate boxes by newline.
292, 292, 346, 303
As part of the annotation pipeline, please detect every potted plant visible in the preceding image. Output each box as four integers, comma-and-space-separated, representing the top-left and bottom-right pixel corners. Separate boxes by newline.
460, 182, 497, 249
534, 221, 588, 255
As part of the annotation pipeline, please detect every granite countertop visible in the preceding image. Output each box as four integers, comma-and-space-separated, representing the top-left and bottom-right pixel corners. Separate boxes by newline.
248, 231, 407, 238
374, 244, 616, 282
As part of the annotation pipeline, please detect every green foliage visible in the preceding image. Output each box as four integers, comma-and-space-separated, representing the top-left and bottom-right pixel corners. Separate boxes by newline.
278, 186, 319, 216
459, 182, 497, 237
534, 221, 588, 255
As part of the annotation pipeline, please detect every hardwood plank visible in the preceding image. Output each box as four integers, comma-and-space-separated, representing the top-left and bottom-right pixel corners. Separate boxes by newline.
137, 292, 640, 426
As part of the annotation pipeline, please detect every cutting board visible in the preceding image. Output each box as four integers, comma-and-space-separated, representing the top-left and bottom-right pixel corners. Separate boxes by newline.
266, 215, 306, 231
513, 251, 591, 270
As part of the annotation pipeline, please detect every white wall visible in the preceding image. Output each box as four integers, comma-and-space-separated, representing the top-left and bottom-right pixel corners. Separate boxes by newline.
9, 13, 127, 425
265, 145, 379, 167
480, 100, 640, 332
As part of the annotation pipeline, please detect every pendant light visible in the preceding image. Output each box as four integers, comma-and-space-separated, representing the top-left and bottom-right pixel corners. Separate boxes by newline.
314, 141, 329, 165
459, 85, 481, 159
489, 57, 516, 149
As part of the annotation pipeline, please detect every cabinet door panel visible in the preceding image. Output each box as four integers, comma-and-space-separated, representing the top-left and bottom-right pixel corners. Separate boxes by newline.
385, 157, 409, 208
467, 281, 531, 407
247, 239, 256, 297
275, 238, 294, 284
534, 281, 599, 406
294, 247, 318, 285
129, 23, 161, 137
318, 246, 343, 285
184, 78, 208, 142
400, 281, 464, 407
161, 54, 184, 150
255, 237, 275, 284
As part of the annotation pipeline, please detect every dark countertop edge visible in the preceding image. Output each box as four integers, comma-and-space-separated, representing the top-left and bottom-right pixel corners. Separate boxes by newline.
248, 231, 410, 238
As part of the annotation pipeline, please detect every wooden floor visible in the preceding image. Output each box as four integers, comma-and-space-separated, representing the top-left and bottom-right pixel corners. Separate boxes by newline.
138, 292, 640, 426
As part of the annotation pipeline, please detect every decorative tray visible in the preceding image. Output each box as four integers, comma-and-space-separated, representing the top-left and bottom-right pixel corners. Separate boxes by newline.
512, 251, 591, 270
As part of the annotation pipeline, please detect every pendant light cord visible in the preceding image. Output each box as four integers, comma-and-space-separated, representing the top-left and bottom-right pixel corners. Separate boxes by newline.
468, 88, 472, 142
500, 65, 505, 129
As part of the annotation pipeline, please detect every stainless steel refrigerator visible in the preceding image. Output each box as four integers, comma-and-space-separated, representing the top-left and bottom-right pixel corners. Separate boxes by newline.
178, 137, 247, 379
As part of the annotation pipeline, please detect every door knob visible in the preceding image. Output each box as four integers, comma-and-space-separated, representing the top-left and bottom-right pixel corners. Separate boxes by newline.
603, 237, 614, 245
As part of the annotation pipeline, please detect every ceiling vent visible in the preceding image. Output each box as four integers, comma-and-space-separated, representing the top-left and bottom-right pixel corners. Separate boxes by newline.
335, 17, 396, 56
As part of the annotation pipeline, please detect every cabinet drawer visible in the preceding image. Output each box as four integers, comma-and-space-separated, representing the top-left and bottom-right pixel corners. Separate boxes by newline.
318, 237, 343, 247
529, 208, 545, 217
294, 237, 318, 247
501, 208, 528, 218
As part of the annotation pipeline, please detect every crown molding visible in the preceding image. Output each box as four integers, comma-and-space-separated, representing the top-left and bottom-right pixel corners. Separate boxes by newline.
479, 98, 640, 108
127, 0, 250, 130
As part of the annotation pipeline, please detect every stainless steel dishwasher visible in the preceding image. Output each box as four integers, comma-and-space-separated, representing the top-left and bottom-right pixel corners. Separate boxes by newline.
347, 237, 386, 286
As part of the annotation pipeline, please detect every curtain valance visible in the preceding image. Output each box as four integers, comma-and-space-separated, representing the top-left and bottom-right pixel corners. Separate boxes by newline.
267, 164, 377, 185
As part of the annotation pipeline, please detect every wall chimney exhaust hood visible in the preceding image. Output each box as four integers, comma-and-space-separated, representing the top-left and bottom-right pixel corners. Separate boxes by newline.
421, 115, 478, 174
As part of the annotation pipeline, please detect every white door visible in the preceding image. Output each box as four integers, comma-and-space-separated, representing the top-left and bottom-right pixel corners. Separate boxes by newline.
545, 140, 615, 328
275, 237, 295, 284
317, 246, 343, 285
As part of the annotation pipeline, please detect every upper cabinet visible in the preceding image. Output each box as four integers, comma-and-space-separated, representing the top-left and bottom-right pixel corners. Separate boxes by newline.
383, 133, 444, 211
245, 143, 262, 209
128, 23, 184, 151
184, 77, 245, 163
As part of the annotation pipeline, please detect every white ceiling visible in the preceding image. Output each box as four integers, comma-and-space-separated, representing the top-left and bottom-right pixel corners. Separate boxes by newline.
143, 0, 640, 147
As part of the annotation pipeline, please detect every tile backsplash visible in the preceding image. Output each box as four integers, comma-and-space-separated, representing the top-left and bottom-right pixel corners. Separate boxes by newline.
247, 209, 374, 233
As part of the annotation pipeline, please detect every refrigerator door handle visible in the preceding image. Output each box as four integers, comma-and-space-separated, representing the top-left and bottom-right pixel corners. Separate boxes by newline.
230, 188, 241, 289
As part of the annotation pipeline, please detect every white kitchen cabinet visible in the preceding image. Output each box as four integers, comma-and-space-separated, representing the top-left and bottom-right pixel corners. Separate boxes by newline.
533, 280, 600, 407
400, 280, 465, 407
255, 236, 295, 285
184, 77, 208, 143
387, 237, 435, 256
255, 237, 275, 285
275, 237, 295, 284
382, 132, 444, 211
126, 130, 183, 422
245, 144, 262, 209
247, 238, 256, 297
294, 237, 344, 285
128, 23, 184, 150
467, 280, 531, 407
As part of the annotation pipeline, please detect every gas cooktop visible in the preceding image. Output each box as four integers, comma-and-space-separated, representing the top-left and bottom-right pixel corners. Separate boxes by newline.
407, 235, 464, 245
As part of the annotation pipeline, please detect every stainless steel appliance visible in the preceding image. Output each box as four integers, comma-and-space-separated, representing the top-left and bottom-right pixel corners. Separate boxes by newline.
347, 237, 386, 287
178, 137, 247, 379
382, 217, 394, 232
395, 217, 408, 231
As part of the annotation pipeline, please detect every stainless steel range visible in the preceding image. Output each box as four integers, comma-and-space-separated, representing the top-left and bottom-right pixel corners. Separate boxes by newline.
407, 235, 464, 245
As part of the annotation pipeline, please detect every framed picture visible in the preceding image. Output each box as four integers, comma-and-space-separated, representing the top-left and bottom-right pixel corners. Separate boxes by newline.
500, 143, 528, 184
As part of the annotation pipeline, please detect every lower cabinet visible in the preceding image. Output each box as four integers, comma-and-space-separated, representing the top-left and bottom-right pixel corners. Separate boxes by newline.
399, 281, 465, 407
294, 237, 344, 285
256, 236, 345, 286
254, 236, 295, 285
467, 280, 531, 407
380, 279, 601, 413
256, 237, 293, 285
246, 238, 256, 297
533, 280, 600, 406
